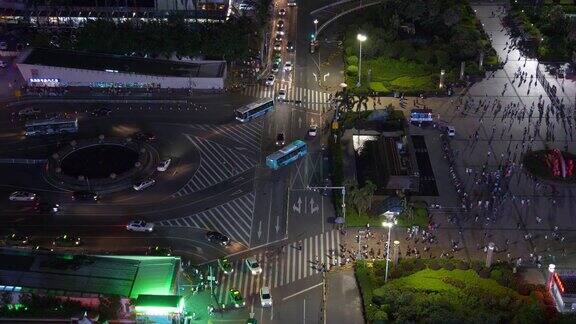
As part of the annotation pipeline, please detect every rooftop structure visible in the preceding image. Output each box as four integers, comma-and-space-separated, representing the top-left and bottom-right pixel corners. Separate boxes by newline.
0, 249, 180, 298
16, 48, 226, 89
22, 48, 226, 78
549, 268, 576, 313
0, 0, 228, 23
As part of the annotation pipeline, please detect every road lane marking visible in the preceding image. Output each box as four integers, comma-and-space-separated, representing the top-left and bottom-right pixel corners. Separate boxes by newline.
282, 283, 322, 301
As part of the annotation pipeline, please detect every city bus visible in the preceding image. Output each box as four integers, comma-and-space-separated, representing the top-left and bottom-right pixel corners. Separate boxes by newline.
409, 108, 433, 123
24, 117, 79, 136
266, 140, 307, 170
235, 98, 274, 123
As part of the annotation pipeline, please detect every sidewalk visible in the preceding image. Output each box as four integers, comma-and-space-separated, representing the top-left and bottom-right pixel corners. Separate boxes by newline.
325, 269, 364, 324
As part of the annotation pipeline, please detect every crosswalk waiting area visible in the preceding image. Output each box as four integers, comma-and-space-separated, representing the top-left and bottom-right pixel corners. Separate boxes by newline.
241, 84, 332, 112
213, 229, 342, 305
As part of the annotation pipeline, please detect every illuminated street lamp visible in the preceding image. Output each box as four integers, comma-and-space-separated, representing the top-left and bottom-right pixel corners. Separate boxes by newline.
313, 19, 319, 39
383, 218, 397, 283
356, 33, 367, 87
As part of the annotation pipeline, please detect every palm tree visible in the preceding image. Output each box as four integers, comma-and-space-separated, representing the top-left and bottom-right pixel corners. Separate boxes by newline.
334, 89, 355, 113
363, 180, 377, 210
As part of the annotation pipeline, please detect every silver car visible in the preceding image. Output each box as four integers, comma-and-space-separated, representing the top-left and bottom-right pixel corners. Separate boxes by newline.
126, 220, 155, 232
133, 178, 156, 191
245, 257, 262, 275
9, 191, 36, 202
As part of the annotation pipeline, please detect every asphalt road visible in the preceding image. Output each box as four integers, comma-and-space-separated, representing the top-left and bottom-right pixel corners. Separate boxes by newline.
0, 1, 346, 323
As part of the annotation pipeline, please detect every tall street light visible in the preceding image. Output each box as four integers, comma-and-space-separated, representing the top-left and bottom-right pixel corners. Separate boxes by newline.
356, 33, 367, 87
383, 219, 397, 283
313, 19, 319, 39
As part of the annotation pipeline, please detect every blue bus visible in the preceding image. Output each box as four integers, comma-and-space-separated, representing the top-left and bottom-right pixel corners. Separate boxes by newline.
25, 117, 78, 137
266, 140, 308, 170
235, 98, 274, 122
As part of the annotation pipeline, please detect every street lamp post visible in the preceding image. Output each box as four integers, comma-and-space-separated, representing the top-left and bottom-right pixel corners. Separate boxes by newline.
356, 33, 367, 87
313, 19, 318, 39
383, 219, 397, 283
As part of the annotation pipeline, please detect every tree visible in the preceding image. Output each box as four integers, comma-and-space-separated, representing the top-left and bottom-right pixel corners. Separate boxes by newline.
363, 180, 377, 210
548, 5, 567, 34
443, 7, 461, 27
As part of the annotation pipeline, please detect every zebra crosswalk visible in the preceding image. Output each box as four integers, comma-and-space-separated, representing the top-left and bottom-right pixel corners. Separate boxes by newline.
157, 192, 255, 246
171, 135, 257, 197
213, 229, 342, 305
189, 121, 263, 152
241, 84, 332, 112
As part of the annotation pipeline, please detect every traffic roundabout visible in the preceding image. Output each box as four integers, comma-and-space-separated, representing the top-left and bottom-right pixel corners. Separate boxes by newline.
45, 136, 159, 192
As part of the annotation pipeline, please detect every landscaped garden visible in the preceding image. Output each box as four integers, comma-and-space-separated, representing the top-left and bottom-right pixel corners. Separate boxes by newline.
341, 0, 499, 95
507, 2, 576, 61
355, 258, 561, 323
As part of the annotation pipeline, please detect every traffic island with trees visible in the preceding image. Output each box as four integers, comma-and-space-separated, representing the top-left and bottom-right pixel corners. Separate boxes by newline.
506, 1, 576, 61
354, 259, 572, 323
341, 0, 499, 95
329, 103, 429, 227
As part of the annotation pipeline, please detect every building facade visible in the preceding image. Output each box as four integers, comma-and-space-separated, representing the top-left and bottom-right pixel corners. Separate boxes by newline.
0, 0, 230, 24
16, 48, 226, 89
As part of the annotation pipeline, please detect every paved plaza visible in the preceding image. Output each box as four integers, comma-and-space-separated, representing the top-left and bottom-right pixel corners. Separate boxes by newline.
337, 4, 576, 282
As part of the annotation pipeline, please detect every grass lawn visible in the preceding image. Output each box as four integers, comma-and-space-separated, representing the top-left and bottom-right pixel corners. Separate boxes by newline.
362, 57, 439, 93
387, 268, 517, 297
396, 203, 429, 228
345, 207, 383, 227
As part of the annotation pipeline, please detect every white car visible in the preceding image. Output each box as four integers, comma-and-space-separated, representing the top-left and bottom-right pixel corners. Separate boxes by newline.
157, 158, 171, 172
245, 257, 262, 275
277, 88, 286, 101
126, 220, 155, 232
9, 191, 36, 202
308, 125, 318, 137
283, 61, 293, 72
0, 42, 7, 50
265, 74, 276, 86
287, 1, 296, 7
260, 286, 272, 307
0, 61, 7, 68
133, 178, 156, 191
447, 126, 456, 137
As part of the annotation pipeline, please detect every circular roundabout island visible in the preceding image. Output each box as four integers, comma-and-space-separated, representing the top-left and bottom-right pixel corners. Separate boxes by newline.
523, 149, 576, 183
46, 137, 159, 192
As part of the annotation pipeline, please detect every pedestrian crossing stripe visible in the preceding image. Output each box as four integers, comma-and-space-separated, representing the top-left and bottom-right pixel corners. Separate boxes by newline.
171, 134, 257, 197
213, 229, 342, 305
189, 120, 263, 153
157, 192, 255, 247
241, 84, 332, 112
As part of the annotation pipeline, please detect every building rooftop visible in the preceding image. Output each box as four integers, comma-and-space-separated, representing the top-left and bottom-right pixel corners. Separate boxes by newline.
21, 48, 226, 78
557, 272, 576, 295
0, 249, 180, 298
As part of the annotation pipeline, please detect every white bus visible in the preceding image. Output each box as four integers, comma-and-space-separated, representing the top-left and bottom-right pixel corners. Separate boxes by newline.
25, 117, 79, 137
410, 108, 433, 123
235, 98, 274, 122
